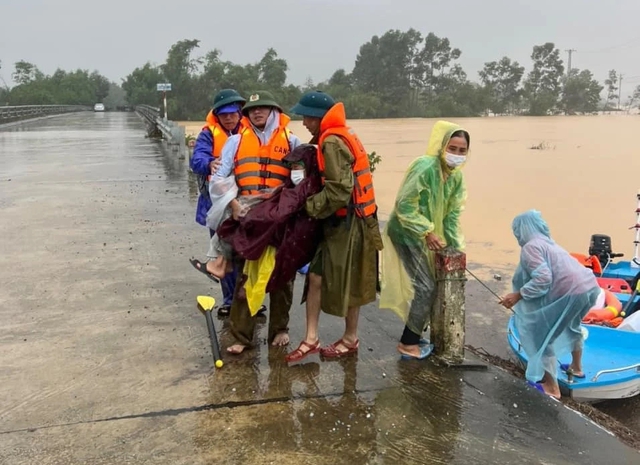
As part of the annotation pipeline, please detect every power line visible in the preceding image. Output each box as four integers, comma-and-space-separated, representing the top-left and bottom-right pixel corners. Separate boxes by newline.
580, 35, 640, 54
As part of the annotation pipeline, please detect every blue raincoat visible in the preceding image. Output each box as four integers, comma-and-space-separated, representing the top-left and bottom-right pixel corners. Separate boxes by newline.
511, 210, 599, 383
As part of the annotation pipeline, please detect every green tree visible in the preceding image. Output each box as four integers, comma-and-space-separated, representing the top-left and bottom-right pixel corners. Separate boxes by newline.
161, 39, 202, 120
413, 33, 462, 94
479, 57, 524, 115
352, 28, 423, 116
426, 66, 487, 117
561, 69, 604, 114
317, 69, 353, 102
103, 82, 128, 110
0, 60, 8, 104
604, 69, 618, 110
523, 43, 564, 115
198, 49, 227, 105
258, 48, 288, 89
90, 71, 111, 102
12, 60, 44, 85
6, 66, 112, 106
629, 84, 640, 110
122, 63, 164, 107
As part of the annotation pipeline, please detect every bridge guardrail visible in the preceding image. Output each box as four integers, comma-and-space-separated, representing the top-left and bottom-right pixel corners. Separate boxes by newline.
0, 105, 90, 124
134, 104, 186, 156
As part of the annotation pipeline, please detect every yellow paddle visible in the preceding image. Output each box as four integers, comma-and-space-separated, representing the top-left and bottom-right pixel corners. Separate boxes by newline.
197, 295, 224, 368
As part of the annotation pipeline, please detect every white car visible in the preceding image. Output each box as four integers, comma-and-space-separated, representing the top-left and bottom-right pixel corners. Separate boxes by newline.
93, 103, 105, 112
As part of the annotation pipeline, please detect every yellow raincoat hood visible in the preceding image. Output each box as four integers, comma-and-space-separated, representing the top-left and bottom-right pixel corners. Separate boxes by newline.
426, 120, 470, 176
379, 120, 470, 332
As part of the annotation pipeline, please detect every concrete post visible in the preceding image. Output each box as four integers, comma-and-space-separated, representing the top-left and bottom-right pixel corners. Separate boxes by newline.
431, 248, 467, 364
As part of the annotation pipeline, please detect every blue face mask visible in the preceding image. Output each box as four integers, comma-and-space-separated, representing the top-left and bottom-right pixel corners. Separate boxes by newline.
445, 152, 466, 168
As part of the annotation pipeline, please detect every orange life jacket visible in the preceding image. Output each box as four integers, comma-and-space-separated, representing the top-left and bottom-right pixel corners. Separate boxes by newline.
200, 113, 249, 183
233, 112, 292, 196
203, 112, 249, 158
570, 252, 603, 275
582, 289, 623, 324
317, 103, 377, 218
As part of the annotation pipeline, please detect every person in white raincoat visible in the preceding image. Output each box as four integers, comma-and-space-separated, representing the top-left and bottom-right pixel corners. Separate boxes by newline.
500, 210, 600, 399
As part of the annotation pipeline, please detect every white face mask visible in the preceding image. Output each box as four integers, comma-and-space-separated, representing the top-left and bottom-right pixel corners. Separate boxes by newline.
445, 152, 466, 168
290, 169, 305, 186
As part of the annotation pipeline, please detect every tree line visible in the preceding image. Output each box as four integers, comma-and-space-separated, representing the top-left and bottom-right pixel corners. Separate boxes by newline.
0, 59, 126, 109
3, 29, 639, 119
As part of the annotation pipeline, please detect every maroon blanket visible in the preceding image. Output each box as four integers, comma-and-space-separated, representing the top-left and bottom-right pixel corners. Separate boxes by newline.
217, 144, 322, 292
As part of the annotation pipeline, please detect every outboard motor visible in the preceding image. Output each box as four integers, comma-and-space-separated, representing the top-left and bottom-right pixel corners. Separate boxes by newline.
588, 234, 622, 268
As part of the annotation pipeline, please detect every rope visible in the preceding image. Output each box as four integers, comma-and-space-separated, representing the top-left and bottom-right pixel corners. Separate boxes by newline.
465, 268, 515, 314
431, 267, 515, 314
436, 277, 468, 282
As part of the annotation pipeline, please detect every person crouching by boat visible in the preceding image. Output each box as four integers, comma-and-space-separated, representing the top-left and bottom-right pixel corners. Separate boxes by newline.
499, 210, 600, 399
380, 121, 470, 360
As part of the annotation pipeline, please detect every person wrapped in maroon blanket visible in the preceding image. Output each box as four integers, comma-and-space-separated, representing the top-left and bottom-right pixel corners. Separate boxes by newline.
216, 143, 323, 293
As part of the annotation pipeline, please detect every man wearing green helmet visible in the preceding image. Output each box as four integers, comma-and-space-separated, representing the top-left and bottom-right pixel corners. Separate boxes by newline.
285, 90, 382, 362
210, 90, 302, 354
190, 89, 263, 317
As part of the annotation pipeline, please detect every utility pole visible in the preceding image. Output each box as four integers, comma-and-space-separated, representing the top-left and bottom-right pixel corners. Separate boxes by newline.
565, 49, 577, 75
618, 74, 624, 110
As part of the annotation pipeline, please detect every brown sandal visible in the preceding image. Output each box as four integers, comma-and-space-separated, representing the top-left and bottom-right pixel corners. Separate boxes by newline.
320, 338, 359, 359
285, 340, 320, 363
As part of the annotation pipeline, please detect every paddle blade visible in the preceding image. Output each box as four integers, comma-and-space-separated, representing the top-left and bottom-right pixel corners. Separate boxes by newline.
197, 295, 216, 313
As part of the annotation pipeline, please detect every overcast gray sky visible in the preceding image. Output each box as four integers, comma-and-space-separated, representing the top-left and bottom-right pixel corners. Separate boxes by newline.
2, 0, 640, 95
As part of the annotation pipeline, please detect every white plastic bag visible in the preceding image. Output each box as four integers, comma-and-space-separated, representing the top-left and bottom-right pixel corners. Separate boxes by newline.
205, 175, 238, 230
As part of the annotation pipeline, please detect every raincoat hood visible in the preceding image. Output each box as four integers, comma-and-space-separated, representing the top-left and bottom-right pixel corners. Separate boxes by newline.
248, 109, 290, 145
319, 102, 346, 134
512, 209, 552, 247
426, 120, 470, 175
283, 143, 320, 179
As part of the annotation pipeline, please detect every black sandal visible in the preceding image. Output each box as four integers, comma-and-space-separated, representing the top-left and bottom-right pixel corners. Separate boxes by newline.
189, 258, 220, 283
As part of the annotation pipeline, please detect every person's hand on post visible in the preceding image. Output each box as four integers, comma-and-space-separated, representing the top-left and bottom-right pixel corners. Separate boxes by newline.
425, 232, 446, 251
500, 292, 522, 309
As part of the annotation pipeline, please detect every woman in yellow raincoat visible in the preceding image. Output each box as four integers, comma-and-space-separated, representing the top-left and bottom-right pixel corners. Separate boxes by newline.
380, 121, 470, 359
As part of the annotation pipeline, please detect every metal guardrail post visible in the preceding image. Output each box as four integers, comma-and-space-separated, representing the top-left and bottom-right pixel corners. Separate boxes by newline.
134, 105, 186, 158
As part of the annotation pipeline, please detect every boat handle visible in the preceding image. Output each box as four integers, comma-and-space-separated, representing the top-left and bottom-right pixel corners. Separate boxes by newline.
507, 328, 522, 352
591, 364, 640, 382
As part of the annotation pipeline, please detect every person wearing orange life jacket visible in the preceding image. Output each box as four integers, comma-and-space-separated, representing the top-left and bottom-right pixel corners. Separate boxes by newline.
189, 89, 262, 318
285, 91, 383, 362
210, 90, 302, 355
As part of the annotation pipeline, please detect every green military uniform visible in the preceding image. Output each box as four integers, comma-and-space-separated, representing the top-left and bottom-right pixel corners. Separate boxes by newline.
290, 90, 382, 317
305, 132, 383, 317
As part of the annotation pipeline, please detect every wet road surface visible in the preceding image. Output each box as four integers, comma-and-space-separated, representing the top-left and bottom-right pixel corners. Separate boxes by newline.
0, 112, 638, 464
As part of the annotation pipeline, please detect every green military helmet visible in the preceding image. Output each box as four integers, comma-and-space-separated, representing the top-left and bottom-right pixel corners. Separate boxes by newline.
290, 90, 336, 118
241, 90, 283, 115
212, 89, 246, 112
